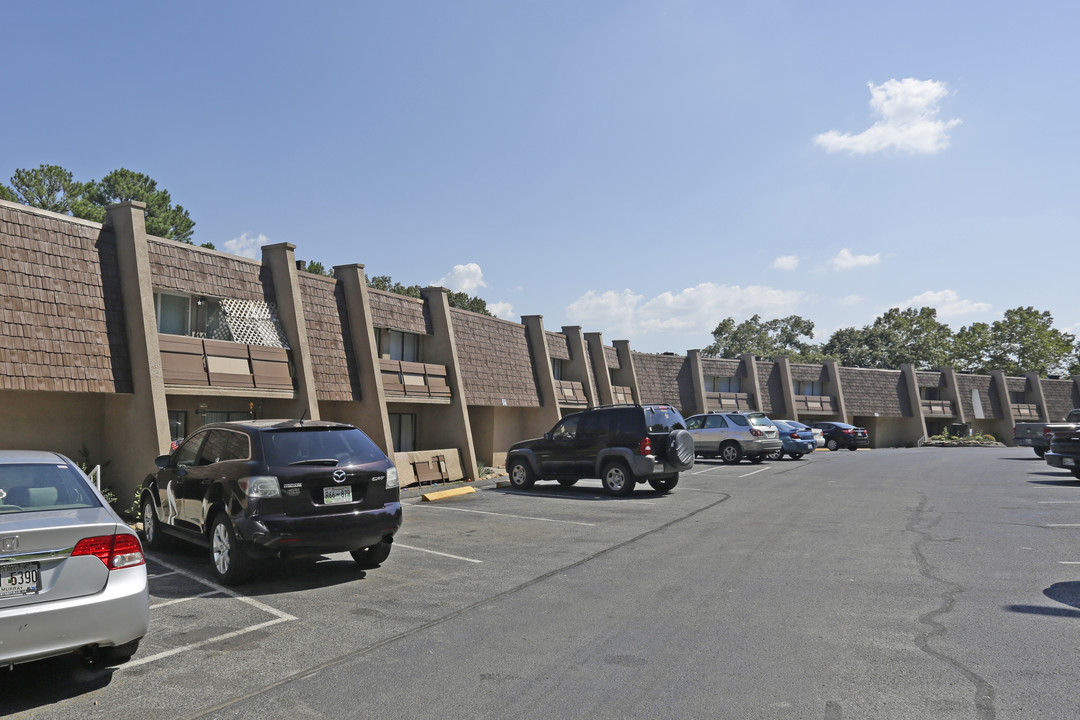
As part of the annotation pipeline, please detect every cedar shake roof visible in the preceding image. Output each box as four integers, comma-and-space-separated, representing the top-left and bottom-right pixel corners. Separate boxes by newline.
757, 360, 781, 415
299, 273, 358, 401
604, 345, 619, 368
955, 374, 1001, 419
1042, 378, 1078, 420
700, 357, 741, 377
1006, 377, 1027, 392
838, 367, 911, 417
790, 363, 827, 382
148, 236, 274, 302
917, 371, 944, 387
450, 309, 540, 407
368, 288, 431, 335
546, 331, 570, 360
0, 201, 132, 393
633, 352, 694, 413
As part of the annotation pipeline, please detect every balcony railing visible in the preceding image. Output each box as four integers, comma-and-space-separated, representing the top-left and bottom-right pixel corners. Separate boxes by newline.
159, 335, 293, 391
921, 399, 956, 416
706, 392, 753, 411
794, 395, 836, 413
1011, 403, 1041, 419
555, 379, 587, 405
612, 385, 633, 404
380, 359, 452, 399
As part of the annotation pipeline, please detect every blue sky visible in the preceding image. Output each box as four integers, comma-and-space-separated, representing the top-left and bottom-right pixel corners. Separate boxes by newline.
5, 1, 1077, 353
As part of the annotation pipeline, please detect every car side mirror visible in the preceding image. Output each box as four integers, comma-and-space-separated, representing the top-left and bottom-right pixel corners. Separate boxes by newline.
154, 454, 171, 469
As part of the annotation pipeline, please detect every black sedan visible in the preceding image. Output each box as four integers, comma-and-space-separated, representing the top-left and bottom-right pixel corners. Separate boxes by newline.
811, 421, 870, 451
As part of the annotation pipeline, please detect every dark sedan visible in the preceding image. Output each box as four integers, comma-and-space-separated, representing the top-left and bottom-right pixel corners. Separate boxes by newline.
812, 421, 870, 451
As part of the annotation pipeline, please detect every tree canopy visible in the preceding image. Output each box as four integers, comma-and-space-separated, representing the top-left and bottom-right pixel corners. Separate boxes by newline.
367, 274, 493, 316
707, 307, 1080, 376
2, 164, 196, 243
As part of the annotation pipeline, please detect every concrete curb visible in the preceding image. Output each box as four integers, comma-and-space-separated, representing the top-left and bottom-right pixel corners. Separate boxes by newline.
420, 486, 477, 502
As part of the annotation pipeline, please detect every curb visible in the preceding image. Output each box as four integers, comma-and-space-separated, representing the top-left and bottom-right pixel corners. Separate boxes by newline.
420, 486, 477, 502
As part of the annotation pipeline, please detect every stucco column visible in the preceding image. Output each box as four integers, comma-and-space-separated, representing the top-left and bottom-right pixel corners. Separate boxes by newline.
688, 350, 707, 416
612, 340, 641, 404
940, 367, 967, 424
584, 332, 615, 405
1026, 372, 1049, 421
900, 364, 929, 443
333, 264, 393, 453
991, 370, 1017, 444
104, 201, 171, 497
824, 359, 848, 422
261, 243, 320, 420
522, 315, 562, 428
561, 326, 597, 407
741, 353, 763, 412
775, 356, 797, 421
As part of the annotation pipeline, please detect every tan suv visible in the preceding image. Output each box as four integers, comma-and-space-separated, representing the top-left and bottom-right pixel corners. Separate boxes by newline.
685, 411, 782, 464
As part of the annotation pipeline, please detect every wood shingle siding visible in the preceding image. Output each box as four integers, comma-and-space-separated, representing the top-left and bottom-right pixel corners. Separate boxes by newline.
604, 346, 619, 368
955, 374, 1001, 419
757, 361, 778, 415
633, 353, 695, 412
546, 332, 570, 360
0, 204, 132, 393
148, 237, 273, 302
299, 274, 358, 401
838, 367, 910, 417
1043, 378, 1079, 421
368, 289, 431, 335
451, 310, 540, 406
700, 358, 741, 377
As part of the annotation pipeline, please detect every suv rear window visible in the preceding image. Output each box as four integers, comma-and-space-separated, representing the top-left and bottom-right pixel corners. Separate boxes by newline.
261, 427, 387, 467
747, 415, 773, 428
644, 406, 686, 432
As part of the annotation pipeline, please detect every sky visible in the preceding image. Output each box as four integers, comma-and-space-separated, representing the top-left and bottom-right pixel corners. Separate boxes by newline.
4, 1, 1078, 354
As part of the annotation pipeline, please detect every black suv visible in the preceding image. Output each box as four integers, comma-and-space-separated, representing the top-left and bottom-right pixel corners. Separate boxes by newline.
139, 420, 402, 584
506, 404, 695, 495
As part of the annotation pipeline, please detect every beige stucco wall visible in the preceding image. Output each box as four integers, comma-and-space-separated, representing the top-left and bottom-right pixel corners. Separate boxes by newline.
0, 391, 107, 461
853, 415, 919, 448
468, 405, 546, 467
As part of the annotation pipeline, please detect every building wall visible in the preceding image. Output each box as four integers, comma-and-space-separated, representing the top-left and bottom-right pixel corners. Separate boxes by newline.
634, 353, 695, 413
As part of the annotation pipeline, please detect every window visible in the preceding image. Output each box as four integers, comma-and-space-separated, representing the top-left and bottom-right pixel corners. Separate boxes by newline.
705, 376, 740, 393
920, 387, 941, 401
168, 410, 187, 445
686, 416, 705, 430
386, 330, 420, 362
552, 359, 565, 380
727, 414, 749, 427
389, 413, 416, 453
551, 416, 579, 441
705, 415, 729, 429
203, 410, 253, 425
156, 293, 191, 336
198, 430, 250, 465
1010, 391, 1027, 405
174, 431, 208, 468
796, 380, 823, 396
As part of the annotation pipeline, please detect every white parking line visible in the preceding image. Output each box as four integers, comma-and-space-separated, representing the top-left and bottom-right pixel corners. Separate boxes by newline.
1046, 524, 1080, 528
394, 543, 483, 563
1059, 561, 1080, 565
1039, 501, 1080, 504
150, 590, 220, 609
739, 468, 768, 478
414, 504, 596, 526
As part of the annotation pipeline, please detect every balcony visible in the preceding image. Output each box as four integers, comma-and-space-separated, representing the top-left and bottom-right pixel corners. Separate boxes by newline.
380, 359, 452, 400
1011, 403, 1041, 419
612, 385, 633, 404
706, 392, 753, 412
794, 395, 836, 414
921, 399, 956, 417
159, 335, 293, 391
555, 379, 587, 405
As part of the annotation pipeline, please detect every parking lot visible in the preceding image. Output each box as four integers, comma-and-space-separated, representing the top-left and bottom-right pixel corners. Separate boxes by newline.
7, 448, 1080, 719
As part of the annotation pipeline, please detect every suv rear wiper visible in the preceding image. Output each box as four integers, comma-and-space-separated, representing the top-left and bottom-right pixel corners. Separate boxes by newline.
287, 459, 341, 466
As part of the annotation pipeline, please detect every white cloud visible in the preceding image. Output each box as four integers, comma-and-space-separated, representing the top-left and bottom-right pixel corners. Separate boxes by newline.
566, 283, 809, 339
815, 78, 961, 155
224, 232, 272, 259
771, 255, 800, 271
837, 294, 866, 307
896, 289, 991, 318
488, 301, 516, 320
829, 248, 881, 271
435, 263, 487, 293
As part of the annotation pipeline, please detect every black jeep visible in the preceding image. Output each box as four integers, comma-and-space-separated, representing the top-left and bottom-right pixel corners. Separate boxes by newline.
506, 404, 694, 495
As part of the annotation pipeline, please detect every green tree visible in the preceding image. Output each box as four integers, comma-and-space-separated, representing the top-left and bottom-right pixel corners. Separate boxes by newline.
870, 307, 954, 369
76, 169, 195, 242
303, 261, 334, 277
985, 307, 1077, 376
952, 322, 995, 374
703, 314, 821, 362
4, 164, 89, 213
366, 274, 492, 315
820, 325, 897, 368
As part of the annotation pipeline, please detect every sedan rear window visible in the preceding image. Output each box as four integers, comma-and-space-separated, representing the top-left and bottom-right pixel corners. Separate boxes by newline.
0, 463, 99, 513
260, 427, 387, 467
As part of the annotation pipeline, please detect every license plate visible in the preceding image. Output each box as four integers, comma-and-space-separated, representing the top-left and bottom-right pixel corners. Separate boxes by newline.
1064, 458, 1076, 467
1, 562, 40, 598
323, 486, 353, 504
653, 463, 664, 473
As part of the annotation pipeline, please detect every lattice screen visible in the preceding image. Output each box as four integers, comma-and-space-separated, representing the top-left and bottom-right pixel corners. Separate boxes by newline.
215, 299, 290, 349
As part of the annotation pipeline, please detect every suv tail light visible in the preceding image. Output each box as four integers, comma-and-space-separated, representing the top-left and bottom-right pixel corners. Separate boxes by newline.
639, 437, 653, 456
750, 428, 763, 437
1044, 426, 1055, 437
72, 533, 146, 569
240, 476, 281, 498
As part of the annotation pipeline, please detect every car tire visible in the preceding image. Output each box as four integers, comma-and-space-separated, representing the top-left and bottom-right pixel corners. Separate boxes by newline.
1035, 448, 1047, 457
648, 475, 679, 492
601, 461, 636, 496
97, 639, 140, 665
351, 539, 393, 569
507, 458, 536, 490
789, 453, 803, 460
140, 495, 170, 551
848, 446, 858, 451
556, 478, 578, 487
209, 513, 253, 585
765, 449, 782, 461
827, 439, 840, 451
719, 442, 743, 464
667, 429, 696, 470
1071, 468, 1080, 480
749, 454, 765, 464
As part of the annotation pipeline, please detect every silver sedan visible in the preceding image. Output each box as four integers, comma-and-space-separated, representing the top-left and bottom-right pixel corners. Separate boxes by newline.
0, 450, 149, 668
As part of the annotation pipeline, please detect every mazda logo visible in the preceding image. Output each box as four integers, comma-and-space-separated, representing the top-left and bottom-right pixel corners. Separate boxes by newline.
333, 469, 347, 483
0, 536, 18, 553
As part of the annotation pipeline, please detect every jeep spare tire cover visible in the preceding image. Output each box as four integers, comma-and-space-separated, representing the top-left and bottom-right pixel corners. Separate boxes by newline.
667, 429, 695, 471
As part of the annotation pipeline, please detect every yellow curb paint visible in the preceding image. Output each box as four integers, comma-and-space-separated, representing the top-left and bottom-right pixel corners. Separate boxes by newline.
421, 486, 477, 502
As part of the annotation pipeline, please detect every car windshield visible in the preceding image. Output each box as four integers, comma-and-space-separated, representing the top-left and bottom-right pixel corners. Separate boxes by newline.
0, 463, 100, 513
261, 427, 387, 467
645, 406, 686, 432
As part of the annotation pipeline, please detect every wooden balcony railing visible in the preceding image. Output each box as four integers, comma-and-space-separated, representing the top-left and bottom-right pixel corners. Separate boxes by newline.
159, 335, 293, 390
706, 392, 753, 411
1011, 403, 1041, 419
380, 359, 452, 399
612, 385, 633, 404
794, 395, 836, 413
921, 399, 956, 416
555, 379, 587, 405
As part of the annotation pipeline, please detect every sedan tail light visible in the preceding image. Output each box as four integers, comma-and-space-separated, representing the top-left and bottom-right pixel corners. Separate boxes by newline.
72, 533, 146, 569
789, 432, 800, 439
842, 428, 854, 435
639, 437, 653, 456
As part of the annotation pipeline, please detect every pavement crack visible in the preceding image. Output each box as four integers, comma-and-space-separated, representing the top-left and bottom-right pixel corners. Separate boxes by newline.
909, 494, 997, 720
